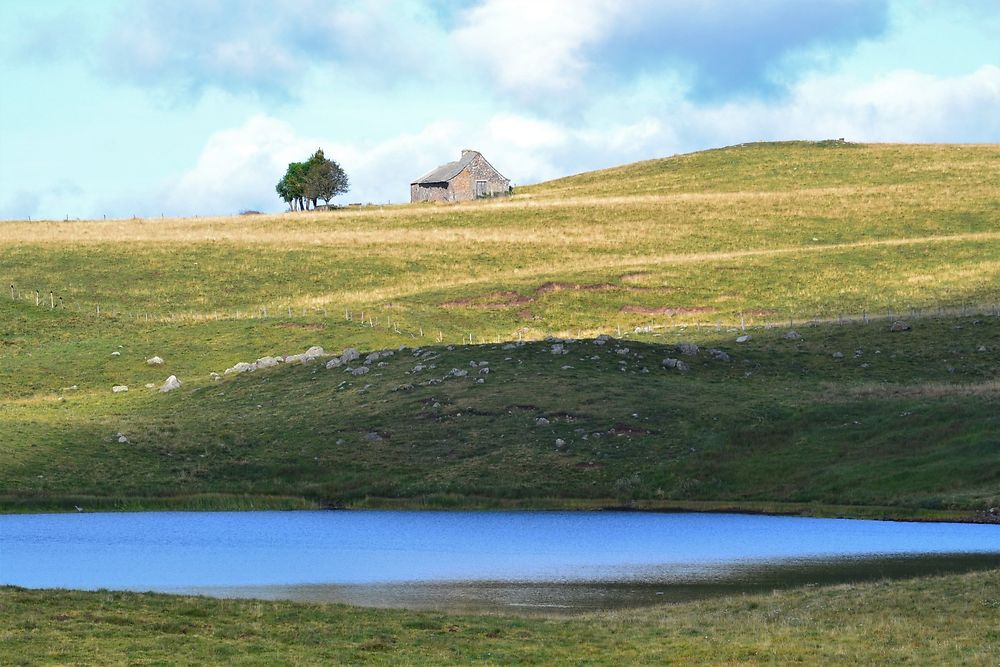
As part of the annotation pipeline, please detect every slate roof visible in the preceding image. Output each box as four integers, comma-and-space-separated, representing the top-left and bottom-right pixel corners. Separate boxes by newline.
411, 151, 478, 185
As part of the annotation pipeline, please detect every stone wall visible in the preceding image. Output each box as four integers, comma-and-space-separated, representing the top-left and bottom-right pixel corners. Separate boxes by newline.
410, 182, 451, 203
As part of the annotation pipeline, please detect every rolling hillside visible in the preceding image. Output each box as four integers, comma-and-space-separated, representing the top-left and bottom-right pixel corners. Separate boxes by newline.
2, 141, 998, 515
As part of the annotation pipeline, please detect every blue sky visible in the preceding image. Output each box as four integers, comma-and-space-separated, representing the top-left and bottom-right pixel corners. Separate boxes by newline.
1, 0, 998, 219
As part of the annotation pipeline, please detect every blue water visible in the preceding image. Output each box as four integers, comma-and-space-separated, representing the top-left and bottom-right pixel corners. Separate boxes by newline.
2, 511, 997, 595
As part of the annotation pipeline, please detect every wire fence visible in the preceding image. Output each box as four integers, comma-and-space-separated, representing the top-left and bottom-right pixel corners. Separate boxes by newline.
8, 281, 1000, 346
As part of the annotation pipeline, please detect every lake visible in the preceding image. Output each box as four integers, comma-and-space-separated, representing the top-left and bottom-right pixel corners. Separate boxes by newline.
2, 510, 998, 614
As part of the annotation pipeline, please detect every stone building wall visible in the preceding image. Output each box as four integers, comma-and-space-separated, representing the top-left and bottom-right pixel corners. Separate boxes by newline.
410, 151, 510, 203
410, 182, 451, 202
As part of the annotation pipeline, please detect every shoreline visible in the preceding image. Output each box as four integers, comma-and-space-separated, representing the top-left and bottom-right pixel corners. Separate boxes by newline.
1, 493, 995, 524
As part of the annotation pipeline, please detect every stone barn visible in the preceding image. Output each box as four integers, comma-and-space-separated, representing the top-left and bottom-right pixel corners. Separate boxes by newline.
410, 150, 510, 203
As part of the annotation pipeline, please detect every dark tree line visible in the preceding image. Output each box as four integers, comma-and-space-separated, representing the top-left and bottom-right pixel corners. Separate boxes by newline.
276, 148, 349, 211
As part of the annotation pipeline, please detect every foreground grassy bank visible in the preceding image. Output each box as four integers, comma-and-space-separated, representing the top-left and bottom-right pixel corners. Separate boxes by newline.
3, 569, 999, 664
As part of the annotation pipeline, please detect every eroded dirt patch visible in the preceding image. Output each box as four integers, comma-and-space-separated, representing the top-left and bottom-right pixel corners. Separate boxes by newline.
441, 291, 534, 309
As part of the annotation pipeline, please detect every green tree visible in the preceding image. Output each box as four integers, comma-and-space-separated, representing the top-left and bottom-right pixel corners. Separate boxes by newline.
276, 161, 308, 211
304, 150, 349, 207
276, 149, 349, 211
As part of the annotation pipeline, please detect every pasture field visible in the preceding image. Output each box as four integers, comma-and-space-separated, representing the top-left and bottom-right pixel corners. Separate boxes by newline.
3, 568, 999, 665
1, 141, 999, 514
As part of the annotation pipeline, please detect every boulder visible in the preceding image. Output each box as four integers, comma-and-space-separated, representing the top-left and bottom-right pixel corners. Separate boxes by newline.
736, 335, 752, 343
224, 361, 256, 375
677, 342, 700, 356
159, 375, 182, 393
325, 357, 343, 369
285, 346, 326, 364
889, 320, 912, 332
349, 366, 370, 376
146, 356, 164, 366
446, 368, 468, 378
112, 385, 128, 393
662, 358, 690, 372
341, 348, 360, 363
255, 356, 281, 369
708, 348, 731, 362
783, 330, 802, 340
117, 433, 129, 444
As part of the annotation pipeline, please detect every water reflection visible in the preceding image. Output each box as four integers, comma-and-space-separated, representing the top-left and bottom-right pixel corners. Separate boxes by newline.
2, 510, 997, 614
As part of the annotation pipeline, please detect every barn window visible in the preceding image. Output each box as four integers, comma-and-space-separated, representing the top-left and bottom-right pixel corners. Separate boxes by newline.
475, 180, 489, 197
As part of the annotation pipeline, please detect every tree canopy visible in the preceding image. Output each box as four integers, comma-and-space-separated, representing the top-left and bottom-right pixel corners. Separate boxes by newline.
276, 149, 349, 211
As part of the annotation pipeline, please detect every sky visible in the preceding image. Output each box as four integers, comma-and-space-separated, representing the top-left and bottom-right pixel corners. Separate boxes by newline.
0, 0, 998, 220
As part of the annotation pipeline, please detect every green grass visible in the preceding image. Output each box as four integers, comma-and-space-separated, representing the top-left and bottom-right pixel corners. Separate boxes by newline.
1, 141, 998, 515
4, 568, 999, 665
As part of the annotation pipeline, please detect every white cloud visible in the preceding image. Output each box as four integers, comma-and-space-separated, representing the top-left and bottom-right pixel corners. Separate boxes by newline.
690, 65, 1000, 145
164, 115, 320, 216
453, 0, 617, 99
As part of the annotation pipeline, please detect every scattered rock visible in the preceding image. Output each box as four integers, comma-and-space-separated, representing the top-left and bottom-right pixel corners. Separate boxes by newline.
736, 335, 752, 343
112, 385, 128, 393
393, 383, 414, 392
662, 358, 690, 372
111, 351, 121, 357
476, 378, 485, 384
977, 345, 987, 352
225, 361, 256, 375
561, 365, 573, 370
255, 356, 281, 369
144, 383, 155, 389
615, 347, 630, 356
341, 348, 360, 362
535, 417, 550, 426
349, 366, 370, 376
783, 330, 802, 340
446, 368, 468, 378
551, 343, 565, 354
209, 372, 222, 380
677, 342, 699, 356
159, 375, 182, 393
285, 345, 326, 364
479, 367, 491, 375
555, 438, 566, 447
708, 348, 731, 362
832, 351, 844, 359
325, 357, 343, 369
116, 433, 129, 444
146, 356, 164, 366
889, 320, 912, 332
364, 431, 383, 442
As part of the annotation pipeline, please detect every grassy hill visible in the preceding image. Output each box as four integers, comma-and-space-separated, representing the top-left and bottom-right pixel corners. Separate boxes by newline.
1, 141, 998, 515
